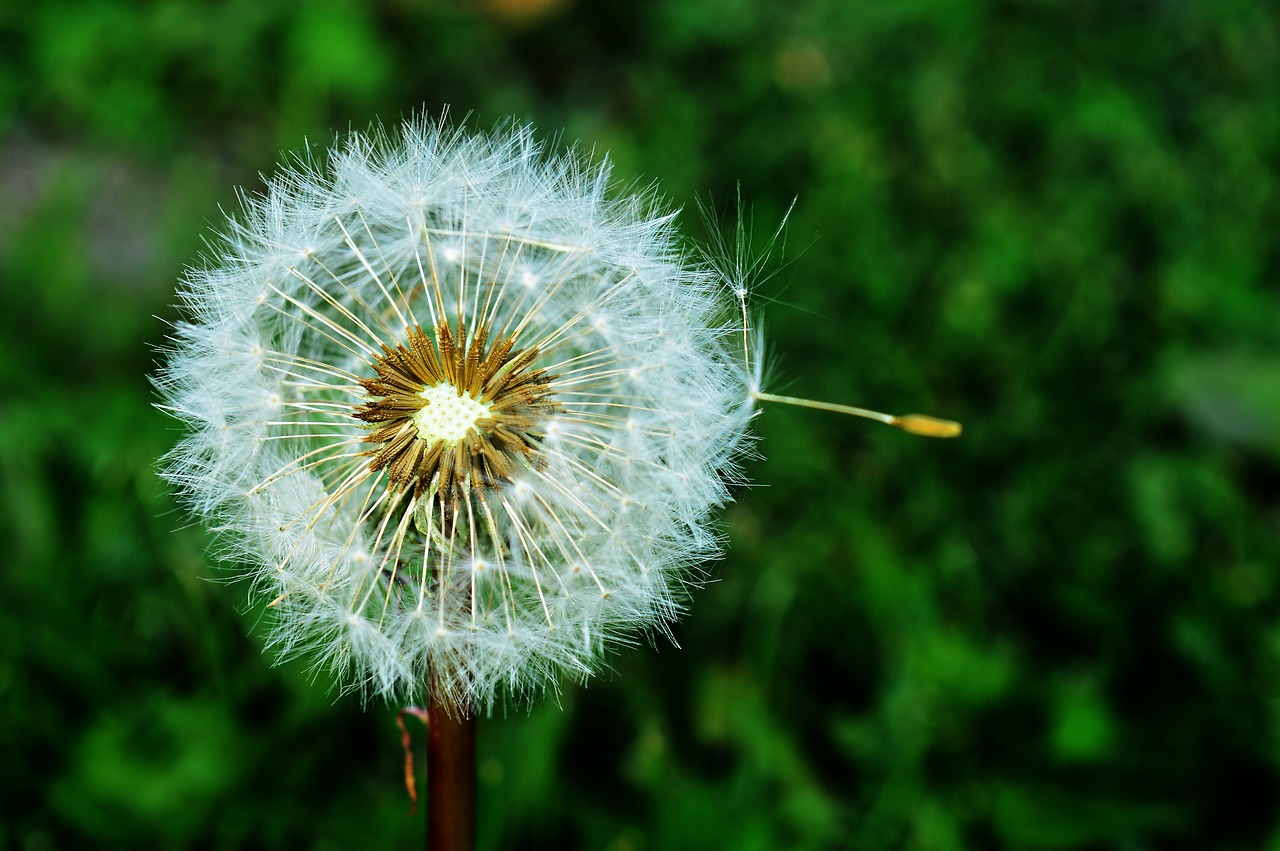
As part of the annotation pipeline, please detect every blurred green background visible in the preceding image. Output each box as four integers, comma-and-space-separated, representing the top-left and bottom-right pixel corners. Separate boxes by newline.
3, 0, 1280, 848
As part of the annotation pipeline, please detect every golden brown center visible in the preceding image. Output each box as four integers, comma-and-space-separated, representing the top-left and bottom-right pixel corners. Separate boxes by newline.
354, 322, 556, 504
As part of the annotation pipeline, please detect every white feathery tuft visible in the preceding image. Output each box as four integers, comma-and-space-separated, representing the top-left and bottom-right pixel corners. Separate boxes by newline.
156, 115, 762, 713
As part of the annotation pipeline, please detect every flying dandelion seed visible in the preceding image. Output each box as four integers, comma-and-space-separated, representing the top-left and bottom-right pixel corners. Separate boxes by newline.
156, 116, 763, 714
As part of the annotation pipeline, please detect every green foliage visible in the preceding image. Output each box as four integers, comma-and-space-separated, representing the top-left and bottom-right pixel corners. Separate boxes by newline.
3, 0, 1280, 848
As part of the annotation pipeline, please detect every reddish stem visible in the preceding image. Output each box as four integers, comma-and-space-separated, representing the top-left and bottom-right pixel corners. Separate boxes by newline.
427, 667, 476, 851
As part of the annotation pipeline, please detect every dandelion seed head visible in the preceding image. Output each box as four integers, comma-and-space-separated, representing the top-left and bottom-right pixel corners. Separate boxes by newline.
156, 115, 760, 713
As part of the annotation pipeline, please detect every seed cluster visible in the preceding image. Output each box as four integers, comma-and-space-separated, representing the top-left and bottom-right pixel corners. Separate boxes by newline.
354, 322, 556, 505
159, 118, 762, 708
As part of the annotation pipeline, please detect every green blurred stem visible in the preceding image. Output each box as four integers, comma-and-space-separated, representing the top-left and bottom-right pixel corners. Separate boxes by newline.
427, 665, 476, 851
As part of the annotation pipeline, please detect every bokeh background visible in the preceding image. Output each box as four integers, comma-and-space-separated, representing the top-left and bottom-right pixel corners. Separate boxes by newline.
4, 0, 1280, 848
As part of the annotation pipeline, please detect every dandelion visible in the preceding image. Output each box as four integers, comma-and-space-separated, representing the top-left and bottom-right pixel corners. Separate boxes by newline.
157, 114, 961, 846
157, 116, 763, 715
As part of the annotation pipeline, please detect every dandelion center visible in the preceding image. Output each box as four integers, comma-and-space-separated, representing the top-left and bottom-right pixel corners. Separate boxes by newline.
411, 384, 491, 444
354, 321, 557, 503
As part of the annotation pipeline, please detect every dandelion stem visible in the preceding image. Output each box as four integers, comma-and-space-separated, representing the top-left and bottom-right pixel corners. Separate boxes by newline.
427, 664, 476, 851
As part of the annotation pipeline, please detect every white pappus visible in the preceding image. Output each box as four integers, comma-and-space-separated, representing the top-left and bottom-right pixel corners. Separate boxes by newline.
155, 115, 767, 714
